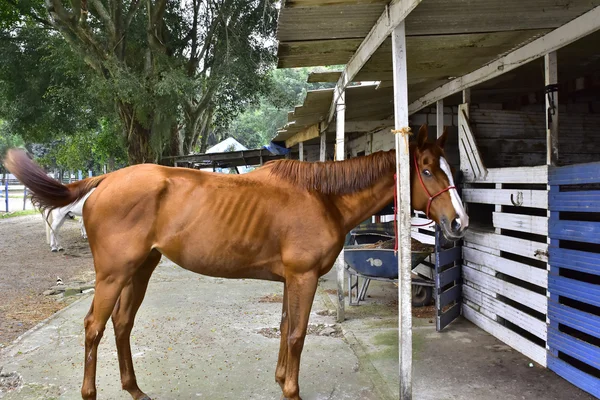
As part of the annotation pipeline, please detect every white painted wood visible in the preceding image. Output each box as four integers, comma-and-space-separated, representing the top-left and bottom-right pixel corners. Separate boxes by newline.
462, 89, 471, 108
299, 142, 304, 161
462, 188, 548, 209
392, 20, 412, 400
408, 5, 600, 114
463, 285, 547, 341
494, 183, 502, 234
463, 247, 548, 288
343, 120, 394, 133
545, 52, 558, 166
465, 229, 548, 262
464, 298, 497, 321
463, 240, 501, 256
462, 265, 547, 314
458, 104, 487, 179
463, 304, 547, 367
492, 212, 548, 236
410, 231, 435, 246
320, 132, 326, 162
465, 165, 548, 184
464, 279, 497, 299
335, 90, 345, 323
436, 100, 444, 137
325, 0, 422, 126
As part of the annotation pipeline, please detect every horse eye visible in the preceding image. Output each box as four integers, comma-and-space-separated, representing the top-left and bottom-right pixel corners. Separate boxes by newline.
423, 169, 432, 177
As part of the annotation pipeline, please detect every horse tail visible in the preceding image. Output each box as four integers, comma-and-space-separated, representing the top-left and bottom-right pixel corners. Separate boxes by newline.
3, 149, 107, 212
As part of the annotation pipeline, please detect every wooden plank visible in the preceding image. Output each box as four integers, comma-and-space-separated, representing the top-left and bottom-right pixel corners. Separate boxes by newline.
436, 100, 444, 138
547, 357, 600, 399
465, 229, 548, 262
463, 284, 547, 340
548, 301, 600, 340
308, 71, 342, 83
408, 6, 600, 114
285, 124, 320, 148
463, 265, 547, 314
549, 161, 600, 185
326, 0, 423, 124
550, 247, 600, 276
548, 326, 600, 370
458, 104, 487, 180
463, 247, 547, 288
462, 188, 548, 209
335, 90, 345, 323
549, 220, 600, 245
320, 132, 326, 162
463, 304, 547, 366
549, 275, 600, 308
549, 191, 600, 213
344, 120, 394, 133
492, 212, 548, 236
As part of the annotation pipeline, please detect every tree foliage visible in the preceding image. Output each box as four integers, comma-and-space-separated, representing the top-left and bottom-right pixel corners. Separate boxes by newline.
1, 0, 278, 164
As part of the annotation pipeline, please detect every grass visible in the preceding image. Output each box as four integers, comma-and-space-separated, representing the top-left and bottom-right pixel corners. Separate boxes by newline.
0, 209, 39, 219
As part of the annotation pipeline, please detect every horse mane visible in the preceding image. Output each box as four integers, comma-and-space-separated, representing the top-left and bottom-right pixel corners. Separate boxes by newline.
265, 150, 396, 194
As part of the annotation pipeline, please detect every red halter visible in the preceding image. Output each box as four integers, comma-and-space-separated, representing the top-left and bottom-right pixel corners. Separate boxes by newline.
393, 152, 456, 250
413, 152, 456, 220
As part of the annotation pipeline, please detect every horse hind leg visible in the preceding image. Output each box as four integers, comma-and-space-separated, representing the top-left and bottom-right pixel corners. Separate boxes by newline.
111, 250, 161, 400
81, 249, 155, 400
50, 212, 66, 252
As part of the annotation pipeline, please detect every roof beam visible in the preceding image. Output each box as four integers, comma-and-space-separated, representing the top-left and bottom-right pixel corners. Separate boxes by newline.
408, 5, 600, 114
285, 124, 320, 148
325, 0, 423, 126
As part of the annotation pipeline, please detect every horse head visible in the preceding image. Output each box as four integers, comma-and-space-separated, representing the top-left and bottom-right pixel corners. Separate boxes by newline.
411, 125, 469, 241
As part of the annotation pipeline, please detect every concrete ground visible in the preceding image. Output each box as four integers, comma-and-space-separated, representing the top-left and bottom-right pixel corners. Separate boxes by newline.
0, 258, 595, 400
317, 269, 595, 400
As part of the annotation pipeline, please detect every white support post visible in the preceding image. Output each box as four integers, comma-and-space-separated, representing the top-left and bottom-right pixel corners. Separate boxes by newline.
320, 132, 326, 162
462, 89, 471, 117
545, 52, 558, 166
335, 90, 346, 323
392, 21, 412, 400
436, 100, 444, 138
299, 142, 304, 161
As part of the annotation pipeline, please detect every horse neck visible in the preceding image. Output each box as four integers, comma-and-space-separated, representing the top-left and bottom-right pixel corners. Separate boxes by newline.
330, 173, 396, 233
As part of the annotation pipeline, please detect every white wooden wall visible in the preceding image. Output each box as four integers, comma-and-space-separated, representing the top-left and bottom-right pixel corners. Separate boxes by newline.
461, 165, 549, 367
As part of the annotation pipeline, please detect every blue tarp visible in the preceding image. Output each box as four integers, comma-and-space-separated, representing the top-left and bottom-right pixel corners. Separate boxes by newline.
263, 142, 290, 156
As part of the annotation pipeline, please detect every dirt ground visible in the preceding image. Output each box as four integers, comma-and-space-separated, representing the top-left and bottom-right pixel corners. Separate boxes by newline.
0, 214, 95, 348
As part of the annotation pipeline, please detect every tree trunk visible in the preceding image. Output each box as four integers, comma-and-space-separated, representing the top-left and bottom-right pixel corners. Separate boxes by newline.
118, 103, 156, 164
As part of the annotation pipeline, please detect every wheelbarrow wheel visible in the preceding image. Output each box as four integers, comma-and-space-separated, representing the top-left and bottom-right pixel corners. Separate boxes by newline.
411, 284, 432, 307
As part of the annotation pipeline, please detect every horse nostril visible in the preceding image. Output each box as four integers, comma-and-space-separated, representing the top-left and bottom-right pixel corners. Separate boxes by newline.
451, 218, 461, 232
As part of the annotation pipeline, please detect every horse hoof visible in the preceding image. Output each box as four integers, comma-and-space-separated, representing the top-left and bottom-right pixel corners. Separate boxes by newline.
58, 248, 64, 252
51, 248, 58, 252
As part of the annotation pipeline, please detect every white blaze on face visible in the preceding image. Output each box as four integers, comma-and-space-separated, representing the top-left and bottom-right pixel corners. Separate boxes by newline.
439, 157, 469, 229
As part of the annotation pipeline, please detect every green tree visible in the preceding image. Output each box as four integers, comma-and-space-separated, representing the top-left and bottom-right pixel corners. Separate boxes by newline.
225, 67, 336, 149
2, 0, 278, 164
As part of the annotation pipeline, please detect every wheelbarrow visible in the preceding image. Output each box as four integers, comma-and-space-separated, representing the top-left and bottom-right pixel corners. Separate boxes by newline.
344, 245, 434, 307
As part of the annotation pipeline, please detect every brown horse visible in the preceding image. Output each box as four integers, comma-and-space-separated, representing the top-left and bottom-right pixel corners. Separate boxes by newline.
3, 125, 467, 400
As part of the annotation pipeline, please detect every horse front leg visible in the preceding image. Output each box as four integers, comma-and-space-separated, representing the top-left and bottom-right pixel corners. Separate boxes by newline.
280, 271, 318, 400
275, 285, 289, 389
111, 251, 160, 400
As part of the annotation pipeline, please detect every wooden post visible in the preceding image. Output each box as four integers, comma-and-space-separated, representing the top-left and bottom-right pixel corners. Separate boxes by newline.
335, 89, 346, 323
4, 177, 8, 213
23, 187, 27, 211
545, 52, 558, 166
320, 132, 326, 162
392, 21, 412, 400
462, 89, 471, 118
436, 99, 444, 138
299, 142, 304, 161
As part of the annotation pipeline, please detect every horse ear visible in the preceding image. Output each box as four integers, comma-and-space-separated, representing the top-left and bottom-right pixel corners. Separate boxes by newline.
416, 125, 428, 149
436, 126, 448, 149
